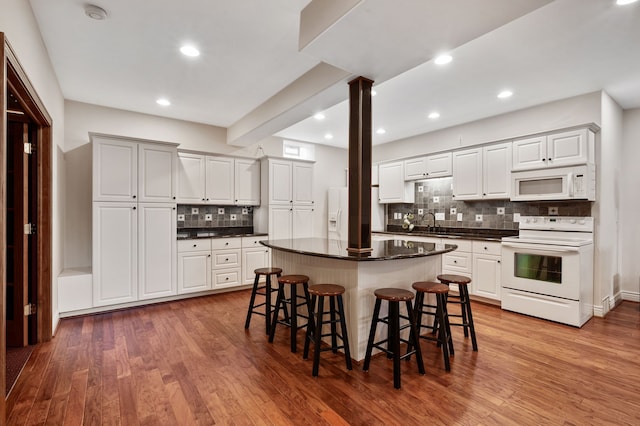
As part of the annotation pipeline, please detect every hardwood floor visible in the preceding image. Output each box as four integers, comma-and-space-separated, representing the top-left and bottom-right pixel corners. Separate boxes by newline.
6, 291, 640, 425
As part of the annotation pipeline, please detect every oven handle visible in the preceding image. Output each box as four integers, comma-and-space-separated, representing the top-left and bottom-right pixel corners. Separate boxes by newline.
501, 242, 581, 253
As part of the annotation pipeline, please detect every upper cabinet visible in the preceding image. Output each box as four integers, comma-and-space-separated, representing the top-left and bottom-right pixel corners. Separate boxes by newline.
512, 128, 593, 171
176, 152, 260, 206
263, 158, 314, 206
453, 142, 512, 200
378, 161, 415, 204
404, 152, 452, 180
92, 135, 177, 203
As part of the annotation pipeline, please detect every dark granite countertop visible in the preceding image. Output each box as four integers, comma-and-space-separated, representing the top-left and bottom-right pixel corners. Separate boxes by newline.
177, 227, 267, 240
261, 237, 457, 262
380, 225, 518, 242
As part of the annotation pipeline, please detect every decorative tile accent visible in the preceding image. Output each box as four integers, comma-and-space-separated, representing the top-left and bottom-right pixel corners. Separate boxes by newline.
177, 205, 253, 228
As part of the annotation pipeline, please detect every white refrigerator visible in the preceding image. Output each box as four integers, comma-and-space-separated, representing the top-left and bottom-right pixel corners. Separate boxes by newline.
328, 187, 385, 241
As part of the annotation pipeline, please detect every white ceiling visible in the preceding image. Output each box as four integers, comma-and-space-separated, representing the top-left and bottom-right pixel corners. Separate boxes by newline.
29, 0, 640, 149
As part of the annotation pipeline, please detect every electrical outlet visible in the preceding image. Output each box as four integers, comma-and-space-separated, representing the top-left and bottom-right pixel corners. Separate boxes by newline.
393, 212, 400, 220
497, 207, 505, 215
417, 208, 424, 215
177, 214, 185, 221
450, 207, 457, 215
514, 213, 521, 222
418, 185, 424, 193
433, 196, 439, 203
457, 213, 463, 221
191, 207, 199, 215
435, 212, 445, 221
549, 206, 559, 215
475, 214, 483, 222
242, 208, 248, 214
230, 214, 237, 220
218, 208, 225, 215
205, 214, 212, 221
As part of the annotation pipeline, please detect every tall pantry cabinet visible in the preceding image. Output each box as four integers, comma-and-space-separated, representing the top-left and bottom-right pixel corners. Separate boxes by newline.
91, 134, 178, 307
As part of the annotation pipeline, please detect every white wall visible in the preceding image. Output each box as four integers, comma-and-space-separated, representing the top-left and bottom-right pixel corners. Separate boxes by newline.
619, 107, 640, 302
2, 0, 66, 333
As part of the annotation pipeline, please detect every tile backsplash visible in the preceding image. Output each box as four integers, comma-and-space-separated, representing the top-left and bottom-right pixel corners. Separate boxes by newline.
177, 205, 253, 228
386, 177, 592, 230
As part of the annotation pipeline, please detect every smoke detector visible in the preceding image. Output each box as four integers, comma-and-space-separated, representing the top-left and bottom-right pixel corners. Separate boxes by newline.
85, 4, 108, 20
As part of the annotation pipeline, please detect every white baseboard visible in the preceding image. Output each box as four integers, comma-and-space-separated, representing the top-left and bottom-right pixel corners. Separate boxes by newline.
620, 290, 640, 302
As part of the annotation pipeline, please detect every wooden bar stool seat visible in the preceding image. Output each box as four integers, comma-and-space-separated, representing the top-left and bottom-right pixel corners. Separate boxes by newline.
409, 281, 454, 371
303, 284, 352, 376
437, 274, 477, 351
269, 274, 312, 353
363, 288, 425, 389
245, 267, 282, 334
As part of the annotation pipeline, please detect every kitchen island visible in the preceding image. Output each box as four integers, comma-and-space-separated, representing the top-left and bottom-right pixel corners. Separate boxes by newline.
261, 237, 457, 361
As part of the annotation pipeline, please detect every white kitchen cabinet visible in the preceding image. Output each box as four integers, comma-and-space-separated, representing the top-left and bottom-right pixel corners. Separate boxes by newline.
292, 205, 315, 238
177, 239, 212, 294
235, 158, 260, 205
453, 142, 511, 200
205, 155, 235, 205
138, 143, 177, 202
292, 161, 314, 205
138, 203, 177, 300
472, 241, 502, 300
176, 152, 206, 203
266, 158, 293, 204
211, 237, 242, 290
92, 202, 138, 306
242, 236, 270, 285
404, 152, 452, 180
268, 205, 294, 240
93, 138, 138, 202
378, 161, 415, 203
512, 128, 591, 171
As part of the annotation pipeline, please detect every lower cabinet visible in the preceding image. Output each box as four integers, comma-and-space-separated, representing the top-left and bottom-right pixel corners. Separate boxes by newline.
211, 238, 242, 289
441, 239, 472, 294
241, 236, 270, 285
471, 241, 502, 300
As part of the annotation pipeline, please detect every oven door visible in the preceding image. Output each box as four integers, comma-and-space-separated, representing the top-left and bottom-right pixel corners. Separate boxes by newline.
501, 241, 585, 300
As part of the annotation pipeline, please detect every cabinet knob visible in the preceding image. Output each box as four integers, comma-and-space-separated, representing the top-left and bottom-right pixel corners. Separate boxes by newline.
497, 260, 501, 264
225, 258, 229, 261
542, 158, 547, 162
225, 242, 229, 245
193, 244, 197, 247
173, 207, 176, 210
133, 206, 136, 210
484, 246, 488, 250
208, 254, 211, 257
173, 196, 176, 200
453, 260, 457, 264
133, 195, 136, 199
225, 277, 229, 280
483, 193, 486, 196
548, 158, 552, 161
202, 198, 205, 201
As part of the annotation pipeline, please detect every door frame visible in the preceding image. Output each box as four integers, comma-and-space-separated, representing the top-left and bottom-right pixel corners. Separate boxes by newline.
1, 33, 53, 417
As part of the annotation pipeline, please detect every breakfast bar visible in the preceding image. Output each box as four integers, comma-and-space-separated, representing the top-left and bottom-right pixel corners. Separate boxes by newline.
261, 237, 457, 361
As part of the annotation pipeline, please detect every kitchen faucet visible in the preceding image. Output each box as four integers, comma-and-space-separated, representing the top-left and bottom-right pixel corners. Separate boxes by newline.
426, 212, 436, 230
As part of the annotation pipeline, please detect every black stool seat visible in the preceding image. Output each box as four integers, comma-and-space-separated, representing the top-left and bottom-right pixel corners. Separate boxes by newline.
303, 284, 352, 376
363, 288, 425, 389
269, 274, 312, 353
437, 274, 477, 351
409, 281, 454, 371
245, 267, 282, 334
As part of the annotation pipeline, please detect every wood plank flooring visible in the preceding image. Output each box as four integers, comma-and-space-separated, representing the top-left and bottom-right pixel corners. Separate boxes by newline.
6, 291, 640, 425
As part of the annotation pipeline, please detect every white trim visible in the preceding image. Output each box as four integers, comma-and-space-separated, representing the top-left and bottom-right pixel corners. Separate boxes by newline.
620, 290, 640, 302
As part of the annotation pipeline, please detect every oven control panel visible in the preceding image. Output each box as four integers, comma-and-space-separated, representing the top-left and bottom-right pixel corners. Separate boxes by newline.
518, 216, 593, 232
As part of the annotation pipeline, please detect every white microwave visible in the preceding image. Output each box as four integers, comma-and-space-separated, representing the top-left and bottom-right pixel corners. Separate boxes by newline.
511, 164, 595, 201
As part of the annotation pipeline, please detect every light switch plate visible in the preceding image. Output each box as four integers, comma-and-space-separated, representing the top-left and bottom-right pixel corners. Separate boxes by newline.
177, 214, 185, 221
417, 208, 424, 215
205, 214, 212, 221
514, 213, 521, 222
450, 207, 457, 215
435, 212, 445, 220
242, 208, 248, 214
218, 208, 225, 215
433, 196, 440, 203
191, 207, 199, 215
497, 207, 505, 215
549, 206, 559, 215
230, 214, 237, 220
475, 214, 483, 222
418, 186, 424, 192
457, 213, 463, 221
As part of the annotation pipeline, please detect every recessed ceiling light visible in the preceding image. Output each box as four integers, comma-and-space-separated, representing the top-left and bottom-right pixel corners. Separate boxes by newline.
371, 90, 377, 96
434, 54, 452, 65
376, 128, 386, 135
314, 113, 325, 120
180, 45, 200, 57
324, 133, 333, 140
85, 4, 108, 20
428, 112, 440, 119
156, 98, 171, 106
497, 90, 513, 99
616, 0, 638, 5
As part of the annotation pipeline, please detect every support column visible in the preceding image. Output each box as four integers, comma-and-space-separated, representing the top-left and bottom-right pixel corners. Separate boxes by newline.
346, 76, 374, 256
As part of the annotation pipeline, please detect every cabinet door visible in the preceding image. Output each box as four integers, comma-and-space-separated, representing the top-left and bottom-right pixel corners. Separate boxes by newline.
547, 129, 588, 167
93, 139, 137, 202
512, 136, 547, 171
93, 202, 138, 306
139, 144, 177, 202
292, 205, 315, 239
404, 157, 427, 180
472, 254, 501, 300
293, 161, 314, 205
379, 161, 415, 203
269, 159, 293, 204
483, 142, 512, 199
242, 247, 271, 285
452, 148, 482, 200
205, 156, 234, 205
176, 152, 206, 203
235, 158, 260, 205
426, 152, 452, 178
178, 251, 211, 294
269, 205, 293, 240
138, 203, 177, 300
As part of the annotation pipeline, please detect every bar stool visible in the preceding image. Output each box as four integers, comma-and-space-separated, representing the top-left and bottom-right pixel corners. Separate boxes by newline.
303, 284, 352, 377
437, 274, 478, 351
244, 267, 283, 334
269, 274, 312, 353
409, 281, 454, 371
363, 288, 425, 389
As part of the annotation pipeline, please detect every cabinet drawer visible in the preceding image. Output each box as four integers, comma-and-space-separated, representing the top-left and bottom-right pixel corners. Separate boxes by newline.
442, 238, 471, 252
473, 241, 501, 256
211, 237, 241, 250
212, 268, 241, 289
178, 239, 211, 253
212, 249, 241, 269
442, 252, 472, 273
241, 235, 268, 248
